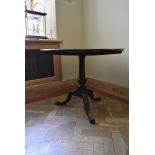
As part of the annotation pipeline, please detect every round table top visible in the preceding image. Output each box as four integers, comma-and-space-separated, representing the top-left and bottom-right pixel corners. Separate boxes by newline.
40, 48, 123, 56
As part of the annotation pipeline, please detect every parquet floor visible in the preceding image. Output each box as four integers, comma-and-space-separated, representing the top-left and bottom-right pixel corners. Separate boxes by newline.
25, 94, 129, 155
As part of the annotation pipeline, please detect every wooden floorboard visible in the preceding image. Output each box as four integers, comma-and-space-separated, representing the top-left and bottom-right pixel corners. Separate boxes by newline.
25, 95, 129, 155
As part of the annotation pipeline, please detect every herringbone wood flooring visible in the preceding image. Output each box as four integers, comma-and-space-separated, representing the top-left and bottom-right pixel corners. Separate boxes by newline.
26, 95, 129, 155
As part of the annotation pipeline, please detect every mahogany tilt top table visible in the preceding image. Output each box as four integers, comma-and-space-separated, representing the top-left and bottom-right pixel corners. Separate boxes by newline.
42, 49, 123, 124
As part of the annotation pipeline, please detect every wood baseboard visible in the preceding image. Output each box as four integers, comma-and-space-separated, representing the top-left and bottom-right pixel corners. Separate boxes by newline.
25, 79, 77, 104
26, 78, 129, 104
86, 77, 129, 104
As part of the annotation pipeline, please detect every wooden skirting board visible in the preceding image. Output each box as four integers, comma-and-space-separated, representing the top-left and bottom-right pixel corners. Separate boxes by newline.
25, 78, 129, 104
25, 79, 77, 104
86, 77, 129, 104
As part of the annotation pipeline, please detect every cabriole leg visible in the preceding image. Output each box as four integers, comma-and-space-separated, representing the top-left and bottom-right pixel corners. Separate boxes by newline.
87, 89, 101, 102
55, 90, 77, 105
81, 92, 95, 124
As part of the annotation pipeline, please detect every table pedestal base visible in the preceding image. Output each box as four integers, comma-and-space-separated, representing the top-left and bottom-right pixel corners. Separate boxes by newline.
55, 55, 101, 124
55, 85, 101, 124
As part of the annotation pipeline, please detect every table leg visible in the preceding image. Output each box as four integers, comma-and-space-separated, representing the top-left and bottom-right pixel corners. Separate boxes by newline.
81, 91, 95, 124
86, 89, 101, 102
55, 90, 77, 105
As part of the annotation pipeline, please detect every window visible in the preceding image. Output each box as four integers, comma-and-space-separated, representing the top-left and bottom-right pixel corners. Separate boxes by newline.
25, 0, 57, 39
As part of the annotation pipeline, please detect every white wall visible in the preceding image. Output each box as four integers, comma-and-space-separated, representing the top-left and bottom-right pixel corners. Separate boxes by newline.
55, 0, 84, 80
83, 0, 129, 86
56, 0, 129, 87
